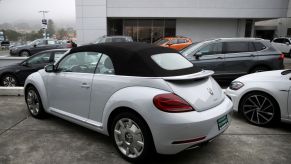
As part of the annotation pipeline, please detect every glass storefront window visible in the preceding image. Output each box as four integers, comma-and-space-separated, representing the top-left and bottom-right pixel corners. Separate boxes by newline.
107, 19, 176, 43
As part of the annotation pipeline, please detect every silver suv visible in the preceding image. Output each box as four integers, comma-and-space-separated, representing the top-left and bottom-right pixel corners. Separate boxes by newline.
181, 38, 284, 80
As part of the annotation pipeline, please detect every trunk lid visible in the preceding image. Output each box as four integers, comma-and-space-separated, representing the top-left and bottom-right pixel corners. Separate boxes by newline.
163, 70, 225, 112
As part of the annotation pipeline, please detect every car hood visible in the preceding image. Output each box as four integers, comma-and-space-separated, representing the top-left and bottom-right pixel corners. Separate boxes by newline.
235, 70, 288, 82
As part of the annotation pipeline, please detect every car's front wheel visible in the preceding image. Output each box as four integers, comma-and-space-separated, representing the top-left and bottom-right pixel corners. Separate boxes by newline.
20, 50, 30, 57
0, 74, 17, 87
25, 86, 47, 118
110, 112, 154, 163
240, 92, 280, 126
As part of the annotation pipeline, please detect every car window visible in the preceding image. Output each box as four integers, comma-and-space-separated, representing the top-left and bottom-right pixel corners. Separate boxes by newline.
53, 51, 66, 62
27, 52, 51, 65
169, 39, 178, 44
223, 42, 253, 54
273, 38, 283, 43
151, 53, 193, 70
254, 42, 266, 51
154, 39, 169, 45
48, 40, 56, 45
95, 54, 115, 75
57, 52, 102, 73
178, 39, 187, 44
196, 42, 222, 55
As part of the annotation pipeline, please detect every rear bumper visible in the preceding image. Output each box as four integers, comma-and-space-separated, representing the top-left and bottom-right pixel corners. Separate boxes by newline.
149, 97, 233, 154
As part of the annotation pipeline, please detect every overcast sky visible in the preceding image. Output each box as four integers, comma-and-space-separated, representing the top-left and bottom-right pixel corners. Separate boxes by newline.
0, 0, 75, 24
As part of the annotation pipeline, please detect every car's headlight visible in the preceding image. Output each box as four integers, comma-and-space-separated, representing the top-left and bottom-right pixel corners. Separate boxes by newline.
229, 81, 244, 90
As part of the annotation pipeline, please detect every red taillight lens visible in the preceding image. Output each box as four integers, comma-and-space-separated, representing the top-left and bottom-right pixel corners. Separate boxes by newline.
153, 93, 194, 113
279, 53, 285, 60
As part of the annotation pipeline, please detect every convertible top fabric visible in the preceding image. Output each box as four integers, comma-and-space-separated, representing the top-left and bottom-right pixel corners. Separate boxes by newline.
70, 42, 201, 77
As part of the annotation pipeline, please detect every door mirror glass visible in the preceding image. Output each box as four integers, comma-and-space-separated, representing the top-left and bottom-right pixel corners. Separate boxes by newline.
21, 61, 29, 66
45, 64, 55, 72
195, 52, 203, 59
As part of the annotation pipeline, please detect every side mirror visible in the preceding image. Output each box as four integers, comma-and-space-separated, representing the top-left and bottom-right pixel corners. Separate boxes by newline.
166, 43, 173, 47
21, 61, 29, 67
285, 42, 290, 45
33, 44, 37, 47
195, 52, 203, 59
45, 64, 55, 73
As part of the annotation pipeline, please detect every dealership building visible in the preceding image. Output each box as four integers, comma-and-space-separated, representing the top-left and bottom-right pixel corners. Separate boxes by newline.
76, 0, 291, 44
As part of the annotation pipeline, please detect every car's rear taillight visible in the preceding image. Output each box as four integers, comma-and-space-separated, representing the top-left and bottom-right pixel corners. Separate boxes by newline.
153, 93, 194, 112
279, 53, 285, 60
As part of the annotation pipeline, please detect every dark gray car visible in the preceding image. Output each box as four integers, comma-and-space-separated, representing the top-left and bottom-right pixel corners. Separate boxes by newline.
181, 38, 284, 80
10, 39, 66, 57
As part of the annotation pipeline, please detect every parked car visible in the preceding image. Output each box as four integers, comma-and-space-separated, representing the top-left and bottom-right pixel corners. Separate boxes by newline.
9, 39, 66, 57
271, 37, 291, 57
95, 35, 133, 43
225, 70, 291, 126
181, 38, 285, 80
0, 49, 68, 87
154, 36, 192, 51
24, 42, 232, 162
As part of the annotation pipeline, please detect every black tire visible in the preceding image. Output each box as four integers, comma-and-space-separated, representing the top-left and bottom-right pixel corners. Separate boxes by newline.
0, 74, 18, 87
19, 50, 30, 57
250, 66, 270, 73
239, 92, 280, 127
25, 86, 47, 119
110, 112, 154, 163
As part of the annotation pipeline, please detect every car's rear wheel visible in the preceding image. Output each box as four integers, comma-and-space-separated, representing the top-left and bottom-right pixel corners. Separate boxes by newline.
0, 74, 17, 87
250, 66, 270, 73
240, 92, 279, 126
20, 50, 30, 57
25, 86, 46, 118
110, 112, 154, 163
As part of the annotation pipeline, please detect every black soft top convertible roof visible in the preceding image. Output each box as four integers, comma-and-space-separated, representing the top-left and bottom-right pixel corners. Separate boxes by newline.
70, 42, 201, 77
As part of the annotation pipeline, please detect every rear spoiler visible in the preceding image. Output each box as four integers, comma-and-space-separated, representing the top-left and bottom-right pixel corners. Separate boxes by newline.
162, 70, 214, 81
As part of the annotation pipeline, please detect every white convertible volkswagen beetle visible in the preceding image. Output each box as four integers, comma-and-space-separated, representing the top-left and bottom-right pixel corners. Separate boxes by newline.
24, 42, 232, 162
226, 70, 291, 126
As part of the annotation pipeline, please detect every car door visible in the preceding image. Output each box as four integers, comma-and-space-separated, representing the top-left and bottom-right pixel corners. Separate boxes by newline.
16, 52, 52, 84
30, 39, 48, 54
223, 41, 257, 76
46, 51, 102, 118
187, 42, 225, 75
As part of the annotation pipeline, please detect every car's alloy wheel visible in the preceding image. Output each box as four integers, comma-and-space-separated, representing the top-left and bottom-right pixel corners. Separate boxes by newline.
20, 51, 29, 57
25, 86, 46, 118
114, 118, 144, 158
241, 93, 278, 126
111, 112, 154, 162
1, 75, 17, 87
26, 89, 40, 116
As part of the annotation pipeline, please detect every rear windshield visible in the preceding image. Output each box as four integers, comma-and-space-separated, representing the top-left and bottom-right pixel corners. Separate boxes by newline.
154, 39, 169, 45
151, 53, 193, 70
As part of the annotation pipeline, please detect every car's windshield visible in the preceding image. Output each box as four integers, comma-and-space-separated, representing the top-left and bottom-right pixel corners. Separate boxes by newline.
180, 42, 201, 56
154, 39, 169, 45
151, 53, 193, 70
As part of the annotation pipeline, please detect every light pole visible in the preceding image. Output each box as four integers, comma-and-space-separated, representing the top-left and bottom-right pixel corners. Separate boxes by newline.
39, 10, 49, 39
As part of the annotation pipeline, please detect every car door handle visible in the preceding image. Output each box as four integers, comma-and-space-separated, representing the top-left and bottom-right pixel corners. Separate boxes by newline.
216, 57, 224, 59
250, 54, 255, 57
81, 83, 90, 89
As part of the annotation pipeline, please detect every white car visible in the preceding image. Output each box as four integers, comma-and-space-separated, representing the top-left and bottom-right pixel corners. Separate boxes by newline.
226, 70, 291, 126
24, 42, 232, 162
272, 37, 291, 56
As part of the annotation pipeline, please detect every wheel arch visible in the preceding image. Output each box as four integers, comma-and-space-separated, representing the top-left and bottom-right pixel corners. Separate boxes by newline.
248, 64, 271, 73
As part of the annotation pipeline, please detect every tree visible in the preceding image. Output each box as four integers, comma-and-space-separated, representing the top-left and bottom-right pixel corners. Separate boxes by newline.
47, 19, 56, 37
56, 28, 67, 40
1, 29, 22, 41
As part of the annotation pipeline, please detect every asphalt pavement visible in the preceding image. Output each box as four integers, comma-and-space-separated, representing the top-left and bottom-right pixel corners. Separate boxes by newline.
0, 96, 291, 164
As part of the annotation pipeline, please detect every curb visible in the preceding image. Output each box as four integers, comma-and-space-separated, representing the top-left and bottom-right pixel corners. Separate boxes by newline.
0, 87, 24, 96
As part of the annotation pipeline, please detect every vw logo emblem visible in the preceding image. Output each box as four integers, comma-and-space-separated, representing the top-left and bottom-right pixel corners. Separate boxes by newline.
207, 88, 214, 95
